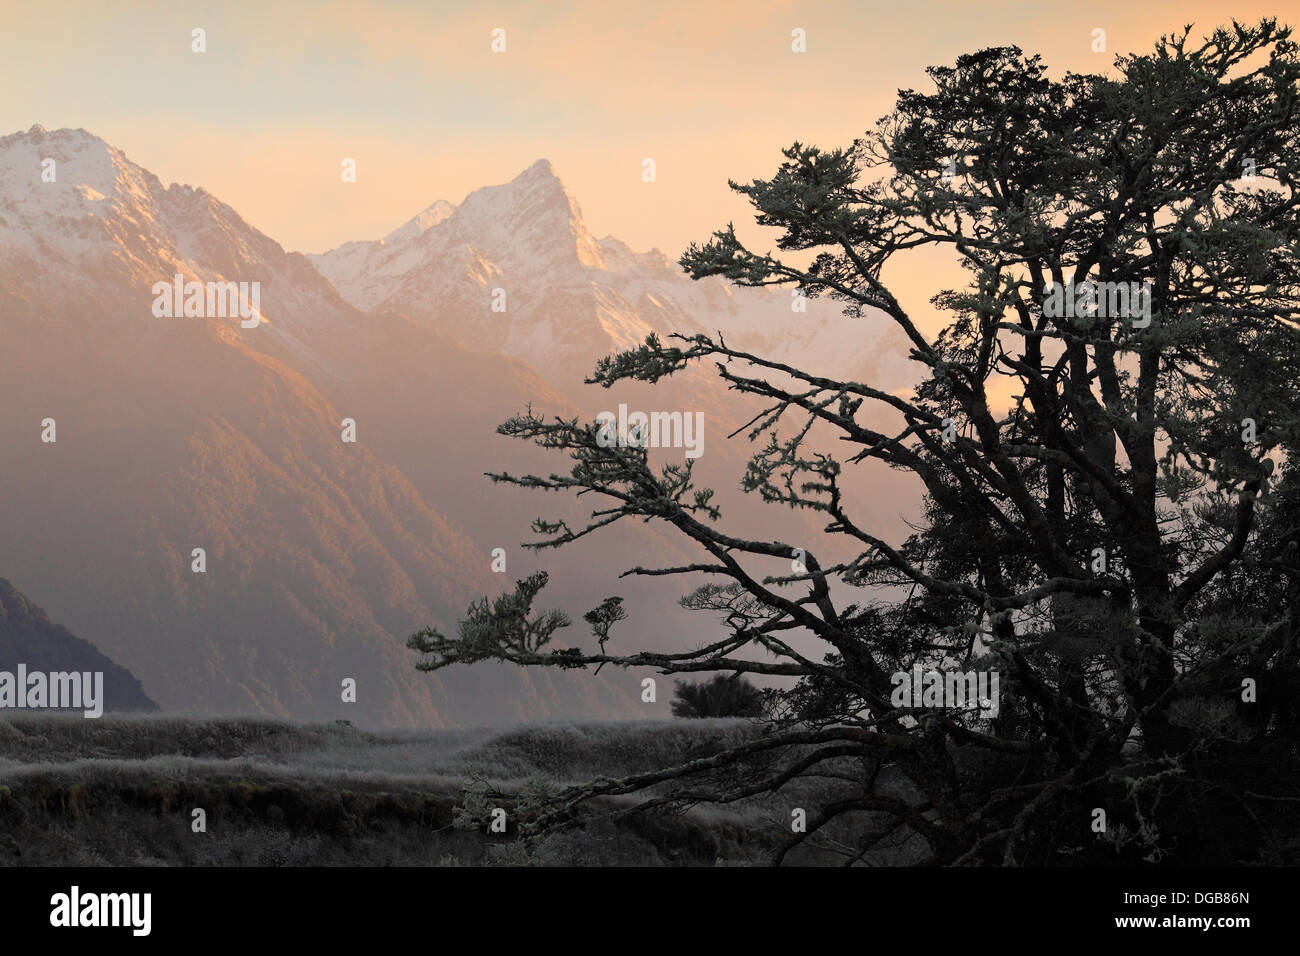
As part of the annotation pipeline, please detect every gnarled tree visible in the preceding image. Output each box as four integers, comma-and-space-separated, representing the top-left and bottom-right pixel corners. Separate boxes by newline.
411, 20, 1300, 865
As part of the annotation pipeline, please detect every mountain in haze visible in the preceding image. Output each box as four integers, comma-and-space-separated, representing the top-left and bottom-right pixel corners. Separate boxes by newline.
0, 577, 156, 712
0, 125, 641, 728
0, 125, 916, 728
309, 157, 923, 617
310, 159, 913, 391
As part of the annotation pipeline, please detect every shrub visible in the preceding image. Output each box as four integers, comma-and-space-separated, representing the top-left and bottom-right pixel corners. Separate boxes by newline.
670, 675, 765, 719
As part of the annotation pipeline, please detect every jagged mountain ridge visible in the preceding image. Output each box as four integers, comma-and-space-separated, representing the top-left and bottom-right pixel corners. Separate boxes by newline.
310, 158, 913, 391
0, 126, 918, 727
0, 125, 643, 727
308, 153, 923, 626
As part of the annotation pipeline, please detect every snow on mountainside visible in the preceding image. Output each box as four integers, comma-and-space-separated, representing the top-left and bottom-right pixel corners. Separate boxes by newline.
0, 125, 356, 378
0, 125, 646, 728
310, 159, 914, 392
0, 126, 921, 727
384, 199, 456, 244
309, 154, 925, 626
308, 153, 925, 587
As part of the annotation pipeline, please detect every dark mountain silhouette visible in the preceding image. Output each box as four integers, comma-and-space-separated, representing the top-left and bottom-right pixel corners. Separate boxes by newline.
0, 577, 156, 712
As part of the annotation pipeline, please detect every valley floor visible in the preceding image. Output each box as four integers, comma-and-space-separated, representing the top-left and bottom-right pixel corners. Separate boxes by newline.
0, 715, 858, 866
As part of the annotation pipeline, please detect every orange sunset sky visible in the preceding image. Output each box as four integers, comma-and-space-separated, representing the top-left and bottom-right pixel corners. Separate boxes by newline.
1, 0, 1291, 317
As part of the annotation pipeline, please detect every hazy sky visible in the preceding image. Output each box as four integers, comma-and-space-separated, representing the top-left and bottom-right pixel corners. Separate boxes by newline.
1, 0, 1287, 260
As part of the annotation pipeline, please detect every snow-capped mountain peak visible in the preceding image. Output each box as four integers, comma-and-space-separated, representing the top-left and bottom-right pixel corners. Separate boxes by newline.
0, 125, 358, 345
430, 157, 604, 270
383, 199, 455, 244
310, 158, 608, 327
0, 125, 161, 227
310, 158, 910, 389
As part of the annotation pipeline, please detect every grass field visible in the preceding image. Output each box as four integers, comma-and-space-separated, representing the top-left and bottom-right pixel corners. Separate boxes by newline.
0, 714, 893, 866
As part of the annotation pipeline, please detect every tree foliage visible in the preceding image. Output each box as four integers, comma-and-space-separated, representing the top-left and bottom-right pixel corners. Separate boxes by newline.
670, 674, 767, 719
411, 21, 1300, 865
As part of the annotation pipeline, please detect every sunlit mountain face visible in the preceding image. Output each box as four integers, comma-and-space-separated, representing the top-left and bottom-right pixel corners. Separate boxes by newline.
0, 125, 913, 727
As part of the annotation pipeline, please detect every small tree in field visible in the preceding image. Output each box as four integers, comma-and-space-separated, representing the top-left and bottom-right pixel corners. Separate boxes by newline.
411, 21, 1300, 865
671, 674, 767, 719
